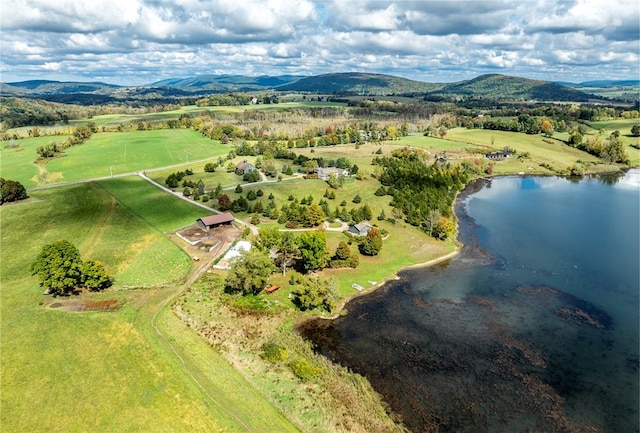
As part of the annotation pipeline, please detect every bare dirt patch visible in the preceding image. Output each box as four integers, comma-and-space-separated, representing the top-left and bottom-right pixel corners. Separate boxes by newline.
174, 224, 241, 260
48, 298, 122, 312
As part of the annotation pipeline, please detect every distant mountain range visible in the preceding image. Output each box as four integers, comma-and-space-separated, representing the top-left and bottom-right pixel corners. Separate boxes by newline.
1, 73, 638, 104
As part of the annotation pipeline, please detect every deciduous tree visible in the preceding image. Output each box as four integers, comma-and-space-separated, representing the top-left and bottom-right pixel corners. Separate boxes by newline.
291, 275, 338, 313
32, 240, 84, 295
0, 178, 28, 204
224, 248, 276, 295
82, 260, 113, 291
31, 240, 113, 296
359, 227, 383, 256
297, 231, 329, 273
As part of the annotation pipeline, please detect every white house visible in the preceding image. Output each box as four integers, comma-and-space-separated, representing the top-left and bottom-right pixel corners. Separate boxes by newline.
315, 167, 349, 181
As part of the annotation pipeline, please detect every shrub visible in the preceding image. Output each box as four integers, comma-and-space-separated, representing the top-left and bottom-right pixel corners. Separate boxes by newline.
374, 186, 387, 196
243, 170, 261, 182
261, 342, 288, 363
288, 357, 321, 381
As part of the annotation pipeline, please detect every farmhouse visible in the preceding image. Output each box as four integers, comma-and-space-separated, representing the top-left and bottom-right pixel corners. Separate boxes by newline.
235, 160, 256, 174
196, 212, 235, 230
486, 151, 511, 160
315, 167, 350, 181
349, 221, 372, 236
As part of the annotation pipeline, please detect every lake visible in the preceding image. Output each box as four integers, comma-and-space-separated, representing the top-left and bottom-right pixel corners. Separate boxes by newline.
300, 170, 640, 433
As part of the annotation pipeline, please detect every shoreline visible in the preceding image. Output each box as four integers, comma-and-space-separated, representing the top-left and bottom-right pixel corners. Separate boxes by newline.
315, 245, 462, 322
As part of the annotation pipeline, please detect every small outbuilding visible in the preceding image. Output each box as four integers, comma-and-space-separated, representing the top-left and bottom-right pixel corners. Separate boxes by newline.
349, 221, 372, 237
196, 212, 235, 231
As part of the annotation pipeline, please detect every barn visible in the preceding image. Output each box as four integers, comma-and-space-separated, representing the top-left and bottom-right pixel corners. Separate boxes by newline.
196, 213, 235, 230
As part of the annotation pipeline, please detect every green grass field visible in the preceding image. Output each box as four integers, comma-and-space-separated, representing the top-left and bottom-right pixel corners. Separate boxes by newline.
0, 135, 71, 188
45, 129, 228, 184
1, 129, 230, 188
0, 180, 299, 432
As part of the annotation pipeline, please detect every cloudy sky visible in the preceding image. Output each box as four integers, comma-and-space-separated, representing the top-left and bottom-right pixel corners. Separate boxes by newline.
1, 0, 638, 85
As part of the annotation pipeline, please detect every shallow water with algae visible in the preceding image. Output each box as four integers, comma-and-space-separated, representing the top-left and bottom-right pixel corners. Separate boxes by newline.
300, 170, 639, 433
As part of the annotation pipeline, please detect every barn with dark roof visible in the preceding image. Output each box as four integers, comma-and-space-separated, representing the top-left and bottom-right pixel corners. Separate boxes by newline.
196, 213, 235, 230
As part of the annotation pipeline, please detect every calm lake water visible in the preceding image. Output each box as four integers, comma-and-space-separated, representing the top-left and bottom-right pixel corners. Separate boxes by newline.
300, 169, 640, 433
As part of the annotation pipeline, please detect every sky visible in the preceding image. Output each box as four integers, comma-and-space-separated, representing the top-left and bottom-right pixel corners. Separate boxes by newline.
1, 0, 638, 86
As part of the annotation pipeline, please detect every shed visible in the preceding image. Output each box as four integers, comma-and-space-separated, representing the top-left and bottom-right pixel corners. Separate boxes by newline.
196, 212, 235, 230
349, 222, 372, 237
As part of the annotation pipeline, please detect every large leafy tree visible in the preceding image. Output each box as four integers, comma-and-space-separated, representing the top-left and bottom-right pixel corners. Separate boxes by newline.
256, 228, 300, 276
291, 275, 338, 313
303, 203, 326, 227
31, 240, 112, 296
0, 178, 28, 204
297, 231, 330, 273
225, 248, 276, 295
82, 260, 113, 291
276, 232, 300, 276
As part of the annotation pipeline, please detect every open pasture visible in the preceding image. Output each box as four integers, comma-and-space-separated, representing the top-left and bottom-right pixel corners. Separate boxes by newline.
85, 106, 214, 128
0, 135, 71, 188
445, 128, 600, 174
0, 179, 300, 432
0, 183, 213, 431
98, 176, 212, 234
36, 129, 227, 185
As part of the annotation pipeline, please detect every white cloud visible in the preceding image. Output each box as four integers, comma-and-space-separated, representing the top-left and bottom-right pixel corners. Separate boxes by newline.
1, 0, 637, 84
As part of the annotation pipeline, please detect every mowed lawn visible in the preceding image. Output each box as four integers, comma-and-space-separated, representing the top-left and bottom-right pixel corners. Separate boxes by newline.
0, 179, 299, 432
42, 129, 229, 184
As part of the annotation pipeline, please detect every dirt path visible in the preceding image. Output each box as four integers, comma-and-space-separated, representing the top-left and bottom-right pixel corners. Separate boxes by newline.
145, 248, 284, 432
